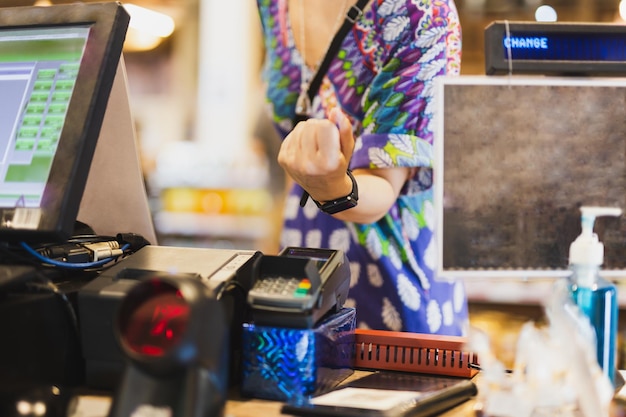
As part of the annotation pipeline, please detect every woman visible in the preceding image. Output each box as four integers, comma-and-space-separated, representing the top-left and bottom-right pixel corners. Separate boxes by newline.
256, 0, 467, 334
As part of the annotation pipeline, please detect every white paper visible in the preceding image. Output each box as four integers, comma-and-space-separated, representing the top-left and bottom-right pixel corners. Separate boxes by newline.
310, 388, 419, 411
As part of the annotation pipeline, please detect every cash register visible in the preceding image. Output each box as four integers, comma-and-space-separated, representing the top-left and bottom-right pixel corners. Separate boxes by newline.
0, 1, 133, 389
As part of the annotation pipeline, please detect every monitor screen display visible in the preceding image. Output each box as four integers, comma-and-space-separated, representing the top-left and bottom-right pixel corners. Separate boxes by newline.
0, 26, 88, 210
434, 76, 626, 280
0, 2, 129, 242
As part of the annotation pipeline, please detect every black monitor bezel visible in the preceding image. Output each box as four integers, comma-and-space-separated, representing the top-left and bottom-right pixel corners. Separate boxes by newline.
485, 21, 626, 76
0, 2, 129, 243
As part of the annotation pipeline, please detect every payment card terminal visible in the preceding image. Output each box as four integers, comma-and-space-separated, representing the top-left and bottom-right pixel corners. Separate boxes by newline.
247, 247, 351, 328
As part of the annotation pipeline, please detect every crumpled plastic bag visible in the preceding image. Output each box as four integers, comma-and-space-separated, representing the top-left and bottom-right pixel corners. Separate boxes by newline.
467, 279, 614, 417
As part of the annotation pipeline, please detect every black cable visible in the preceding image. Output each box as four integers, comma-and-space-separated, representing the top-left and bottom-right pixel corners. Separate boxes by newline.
469, 363, 513, 374
116, 232, 151, 251
15, 232, 149, 271
0, 231, 149, 272
215, 279, 246, 301
18, 270, 80, 339
20, 241, 128, 270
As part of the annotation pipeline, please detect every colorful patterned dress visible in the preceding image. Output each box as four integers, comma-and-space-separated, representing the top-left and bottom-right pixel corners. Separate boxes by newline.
256, 0, 468, 335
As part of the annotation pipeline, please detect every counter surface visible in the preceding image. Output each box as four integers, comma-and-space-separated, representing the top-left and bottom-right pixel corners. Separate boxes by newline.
72, 371, 479, 417
225, 378, 478, 417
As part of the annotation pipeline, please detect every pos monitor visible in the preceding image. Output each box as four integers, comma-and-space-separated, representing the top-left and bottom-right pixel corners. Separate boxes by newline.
0, 2, 129, 243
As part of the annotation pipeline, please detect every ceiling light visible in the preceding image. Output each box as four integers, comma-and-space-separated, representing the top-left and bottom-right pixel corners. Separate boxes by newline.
124, 28, 163, 52
535, 5, 558, 22
121, 4, 175, 51
620, 0, 626, 21
123, 3, 175, 38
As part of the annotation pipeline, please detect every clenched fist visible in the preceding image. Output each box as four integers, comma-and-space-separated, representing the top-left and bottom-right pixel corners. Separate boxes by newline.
278, 108, 355, 203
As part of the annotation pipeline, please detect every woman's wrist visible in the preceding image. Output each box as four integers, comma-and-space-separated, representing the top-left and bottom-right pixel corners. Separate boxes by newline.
311, 170, 359, 214
299, 171, 359, 214
312, 171, 355, 204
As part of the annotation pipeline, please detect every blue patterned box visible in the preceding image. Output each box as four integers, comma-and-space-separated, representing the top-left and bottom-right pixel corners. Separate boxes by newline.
240, 307, 356, 403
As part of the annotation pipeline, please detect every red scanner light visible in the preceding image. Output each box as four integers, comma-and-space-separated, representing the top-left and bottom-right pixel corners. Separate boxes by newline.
122, 288, 190, 357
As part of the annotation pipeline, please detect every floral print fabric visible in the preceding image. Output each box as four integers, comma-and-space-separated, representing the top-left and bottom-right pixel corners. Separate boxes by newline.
257, 0, 468, 335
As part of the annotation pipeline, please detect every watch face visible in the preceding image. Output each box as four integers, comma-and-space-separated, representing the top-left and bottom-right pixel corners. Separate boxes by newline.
317, 170, 359, 214
121, 285, 190, 357
321, 197, 358, 214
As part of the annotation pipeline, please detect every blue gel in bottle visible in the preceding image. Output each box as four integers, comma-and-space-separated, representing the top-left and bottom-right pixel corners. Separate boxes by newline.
567, 206, 622, 386
569, 265, 618, 384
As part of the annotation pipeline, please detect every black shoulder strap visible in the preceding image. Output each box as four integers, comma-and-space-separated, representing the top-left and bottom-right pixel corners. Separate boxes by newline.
297, 0, 370, 208
306, 0, 370, 101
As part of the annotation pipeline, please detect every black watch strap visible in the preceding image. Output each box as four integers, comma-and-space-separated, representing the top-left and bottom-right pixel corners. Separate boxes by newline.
310, 170, 359, 214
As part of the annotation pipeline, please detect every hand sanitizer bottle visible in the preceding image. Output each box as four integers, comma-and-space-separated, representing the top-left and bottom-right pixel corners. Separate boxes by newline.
568, 206, 622, 386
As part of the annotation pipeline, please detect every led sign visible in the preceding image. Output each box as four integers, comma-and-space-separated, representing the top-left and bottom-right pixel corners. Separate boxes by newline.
485, 21, 626, 75
504, 36, 548, 50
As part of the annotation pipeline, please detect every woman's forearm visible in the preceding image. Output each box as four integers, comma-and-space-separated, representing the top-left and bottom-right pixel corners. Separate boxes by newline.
327, 167, 411, 224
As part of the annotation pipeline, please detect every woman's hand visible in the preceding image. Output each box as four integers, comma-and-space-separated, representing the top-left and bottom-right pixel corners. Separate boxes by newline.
278, 108, 411, 224
278, 108, 355, 202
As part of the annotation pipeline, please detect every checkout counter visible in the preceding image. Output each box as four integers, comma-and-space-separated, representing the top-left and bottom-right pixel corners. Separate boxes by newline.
67, 371, 479, 417
0, 243, 480, 417
225, 377, 478, 417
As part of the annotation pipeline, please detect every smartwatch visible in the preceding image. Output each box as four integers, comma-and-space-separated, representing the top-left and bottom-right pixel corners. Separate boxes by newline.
312, 170, 359, 214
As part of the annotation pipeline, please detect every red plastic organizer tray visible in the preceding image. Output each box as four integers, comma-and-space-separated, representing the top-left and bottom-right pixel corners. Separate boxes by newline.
352, 329, 479, 378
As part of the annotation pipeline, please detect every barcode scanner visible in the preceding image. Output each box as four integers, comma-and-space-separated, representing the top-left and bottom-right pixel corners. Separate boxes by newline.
106, 273, 229, 417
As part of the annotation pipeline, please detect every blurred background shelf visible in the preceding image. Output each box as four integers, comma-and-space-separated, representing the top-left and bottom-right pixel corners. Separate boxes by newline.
155, 212, 271, 238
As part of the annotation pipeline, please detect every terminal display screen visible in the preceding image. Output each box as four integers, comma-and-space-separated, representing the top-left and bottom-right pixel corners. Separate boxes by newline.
0, 3, 129, 242
0, 26, 88, 210
282, 246, 336, 272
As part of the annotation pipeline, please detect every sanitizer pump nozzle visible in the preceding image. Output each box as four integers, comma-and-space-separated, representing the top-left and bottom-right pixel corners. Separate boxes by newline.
568, 206, 622, 386
569, 206, 622, 271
